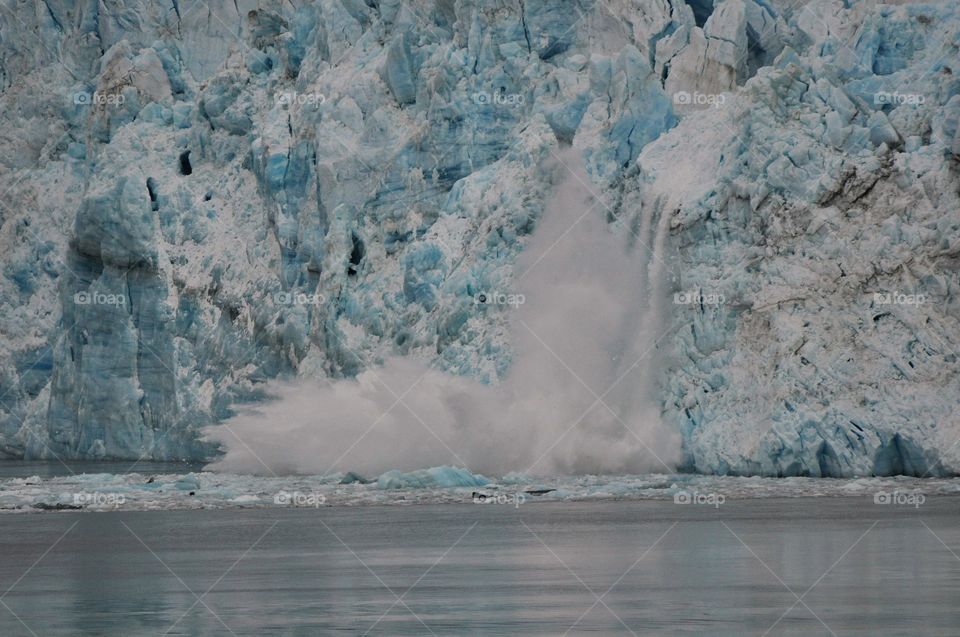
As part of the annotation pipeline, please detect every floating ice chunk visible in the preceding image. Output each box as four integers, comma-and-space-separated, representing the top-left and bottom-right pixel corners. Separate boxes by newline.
175, 475, 201, 491
376, 466, 489, 489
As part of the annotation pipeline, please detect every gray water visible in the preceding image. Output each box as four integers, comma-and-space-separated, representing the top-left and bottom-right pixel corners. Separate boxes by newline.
0, 461, 204, 479
0, 498, 958, 636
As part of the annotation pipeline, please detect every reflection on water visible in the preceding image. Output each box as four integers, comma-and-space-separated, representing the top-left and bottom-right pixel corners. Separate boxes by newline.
0, 499, 957, 636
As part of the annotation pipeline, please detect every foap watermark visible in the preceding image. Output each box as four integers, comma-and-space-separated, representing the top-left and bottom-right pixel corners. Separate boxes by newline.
276, 91, 326, 107
472, 492, 526, 508
673, 91, 726, 109
874, 490, 925, 508
873, 291, 926, 307
674, 490, 725, 508
474, 290, 525, 308
73, 492, 126, 507
471, 89, 525, 107
74, 291, 126, 307
874, 91, 925, 106
274, 291, 326, 306
274, 491, 326, 507
73, 91, 125, 106
673, 290, 725, 306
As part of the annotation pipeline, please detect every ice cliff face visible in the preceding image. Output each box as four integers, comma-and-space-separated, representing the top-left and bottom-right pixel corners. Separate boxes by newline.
0, 0, 957, 476
641, 1, 960, 476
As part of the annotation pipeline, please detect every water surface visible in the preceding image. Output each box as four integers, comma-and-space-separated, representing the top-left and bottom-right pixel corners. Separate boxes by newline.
0, 498, 957, 636
0, 460, 203, 480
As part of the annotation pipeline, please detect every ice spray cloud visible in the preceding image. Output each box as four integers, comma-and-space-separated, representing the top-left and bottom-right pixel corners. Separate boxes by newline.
205, 151, 680, 477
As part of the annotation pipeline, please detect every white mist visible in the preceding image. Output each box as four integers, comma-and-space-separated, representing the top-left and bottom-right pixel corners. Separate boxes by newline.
205, 151, 680, 477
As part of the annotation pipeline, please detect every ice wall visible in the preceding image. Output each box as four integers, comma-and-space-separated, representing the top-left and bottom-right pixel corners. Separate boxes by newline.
0, 0, 957, 476
639, 1, 960, 476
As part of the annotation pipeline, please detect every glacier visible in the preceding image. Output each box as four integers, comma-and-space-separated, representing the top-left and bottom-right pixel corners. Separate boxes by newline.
0, 0, 958, 477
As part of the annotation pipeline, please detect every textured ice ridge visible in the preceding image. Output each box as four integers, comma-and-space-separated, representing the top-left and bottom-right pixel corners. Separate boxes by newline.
0, 0, 957, 476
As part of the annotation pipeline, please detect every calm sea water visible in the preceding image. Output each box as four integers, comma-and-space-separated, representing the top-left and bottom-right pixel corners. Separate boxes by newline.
0, 497, 957, 636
